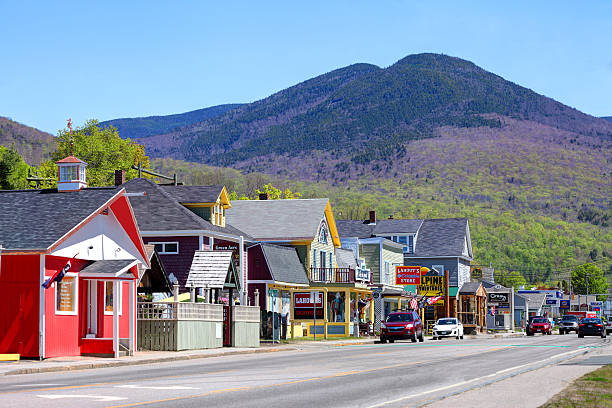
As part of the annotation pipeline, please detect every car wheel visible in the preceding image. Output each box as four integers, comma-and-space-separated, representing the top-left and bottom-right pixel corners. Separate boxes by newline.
460, 335, 464, 339
601, 333, 606, 339
380, 337, 387, 344
389, 339, 395, 343
456, 335, 460, 339
418, 330, 424, 342
559, 329, 564, 335
527, 331, 533, 336
432, 336, 437, 340
578, 333, 584, 338
411, 336, 417, 343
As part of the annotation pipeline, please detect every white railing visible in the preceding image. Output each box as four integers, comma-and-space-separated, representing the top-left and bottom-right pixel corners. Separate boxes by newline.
137, 302, 223, 321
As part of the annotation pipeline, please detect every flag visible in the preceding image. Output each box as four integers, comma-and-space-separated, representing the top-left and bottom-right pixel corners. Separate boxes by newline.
427, 296, 443, 305
42, 254, 78, 289
410, 297, 418, 310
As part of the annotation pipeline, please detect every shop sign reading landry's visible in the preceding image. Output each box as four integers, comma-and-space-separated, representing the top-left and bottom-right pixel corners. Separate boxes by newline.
419, 276, 443, 296
293, 292, 323, 319
396, 266, 421, 285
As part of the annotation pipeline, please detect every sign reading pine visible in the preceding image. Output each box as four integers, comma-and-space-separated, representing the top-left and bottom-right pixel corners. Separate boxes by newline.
419, 276, 443, 296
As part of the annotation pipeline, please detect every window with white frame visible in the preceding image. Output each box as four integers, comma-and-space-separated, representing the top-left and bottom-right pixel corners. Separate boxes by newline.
384, 261, 391, 285
151, 242, 179, 254
55, 275, 77, 314
381, 235, 414, 254
60, 165, 79, 181
312, 249, 317, 269
104, 281, 122, 315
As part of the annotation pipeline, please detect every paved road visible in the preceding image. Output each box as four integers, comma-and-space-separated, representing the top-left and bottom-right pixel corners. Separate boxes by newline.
1, 335, 609, 408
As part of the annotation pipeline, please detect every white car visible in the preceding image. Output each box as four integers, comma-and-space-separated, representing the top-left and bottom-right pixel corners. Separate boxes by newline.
432, 318, 464, 340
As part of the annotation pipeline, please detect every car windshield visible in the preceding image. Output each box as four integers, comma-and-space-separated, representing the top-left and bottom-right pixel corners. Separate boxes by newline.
581, 318, 601, 324
561, 315, 578, 321
386, 313, 413, 322
437, 319, 456, 325
532, 318, 548, 323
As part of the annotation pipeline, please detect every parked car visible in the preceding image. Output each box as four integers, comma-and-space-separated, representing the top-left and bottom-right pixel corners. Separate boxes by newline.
578, 318, 606, 338
380, 310, 424, 343
559, 314, 580, 334
604, 318, 612, 335
526, 317, 551, 336
432, 317, 463, 340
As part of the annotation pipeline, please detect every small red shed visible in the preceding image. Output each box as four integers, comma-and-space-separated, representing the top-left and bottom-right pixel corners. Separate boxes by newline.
0, 156, 148, 358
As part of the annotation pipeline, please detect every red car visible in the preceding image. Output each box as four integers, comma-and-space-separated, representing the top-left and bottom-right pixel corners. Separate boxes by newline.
527, 317, 551, 336
380, 311, 424, 343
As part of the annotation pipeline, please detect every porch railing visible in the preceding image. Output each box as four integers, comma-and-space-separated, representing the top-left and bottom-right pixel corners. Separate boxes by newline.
137, 302, 223, 321
310, 267, 355, 283
457, 311, 479, 326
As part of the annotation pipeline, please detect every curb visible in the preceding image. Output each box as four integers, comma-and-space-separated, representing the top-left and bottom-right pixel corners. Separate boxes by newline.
3, 346, 293, 376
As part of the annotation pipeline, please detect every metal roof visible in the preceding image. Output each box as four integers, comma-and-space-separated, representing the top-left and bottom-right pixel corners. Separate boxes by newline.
259, 244, 309, 285
186, 250, 235, 289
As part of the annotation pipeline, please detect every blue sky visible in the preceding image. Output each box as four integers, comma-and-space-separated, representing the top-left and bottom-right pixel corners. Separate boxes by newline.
1, 1, 611, 134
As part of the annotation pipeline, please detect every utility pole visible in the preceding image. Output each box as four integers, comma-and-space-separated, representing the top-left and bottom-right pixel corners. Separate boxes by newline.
586, 273, 590, 311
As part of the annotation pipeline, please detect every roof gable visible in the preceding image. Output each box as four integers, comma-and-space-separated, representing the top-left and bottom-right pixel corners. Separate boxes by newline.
186, 251, 239, 289
226, 199, 331, 243
259, 244, 309, 285
411, 218, 472, 258
160, 185, 230, 208
0, 187, 120, 251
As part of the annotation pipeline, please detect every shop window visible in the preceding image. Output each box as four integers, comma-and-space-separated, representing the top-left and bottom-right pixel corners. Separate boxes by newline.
328, 292, 345, 322
55, 275, 77, 314
104, 281, 122, 315
151, 242, 179, 254
384, 261, 391, 285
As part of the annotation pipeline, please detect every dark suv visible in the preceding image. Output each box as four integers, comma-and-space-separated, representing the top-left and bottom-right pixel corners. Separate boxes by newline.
380, 311, 424, 343
559, 315, 579, 334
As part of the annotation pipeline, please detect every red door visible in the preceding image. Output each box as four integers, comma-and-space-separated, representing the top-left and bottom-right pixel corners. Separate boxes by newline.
223, 305, 231, 346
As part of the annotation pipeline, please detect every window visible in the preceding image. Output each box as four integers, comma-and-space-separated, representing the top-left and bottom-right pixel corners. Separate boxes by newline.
319, 225, 328, 244
320, 251, 326, 269
313, 249, 317, 269
384, 261, 391, 285
432, 265, 444, 276
104, 281, 122, 315
60, 165, 79, 181
329, 252, 333, 268
55, 275, 77, 314
151, 242, 179, 254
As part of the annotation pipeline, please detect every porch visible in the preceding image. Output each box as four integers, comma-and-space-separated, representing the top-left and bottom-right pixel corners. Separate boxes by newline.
309, 267, 371, 284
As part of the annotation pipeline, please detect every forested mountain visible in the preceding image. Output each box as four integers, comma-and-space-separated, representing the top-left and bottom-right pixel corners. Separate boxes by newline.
603, 116, 612, 122
125, 53, 612, 167
0, 117, 55, 164
99, 103, 243, 139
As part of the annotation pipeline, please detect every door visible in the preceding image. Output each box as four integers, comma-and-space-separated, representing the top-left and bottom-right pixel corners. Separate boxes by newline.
87, 280, 98, 336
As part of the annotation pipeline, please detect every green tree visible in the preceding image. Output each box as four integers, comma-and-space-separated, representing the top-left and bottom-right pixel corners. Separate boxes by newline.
0, 146, 29, 189
496, 270, 527, 289
571, 263, 608, 301
52, 119, 150, 187
255, 184, 301, 199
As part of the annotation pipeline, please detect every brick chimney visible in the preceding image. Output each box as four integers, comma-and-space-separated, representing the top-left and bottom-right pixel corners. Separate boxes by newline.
115, 170, 126, 186
258, 193, 269, 200
369, 210, 376, 224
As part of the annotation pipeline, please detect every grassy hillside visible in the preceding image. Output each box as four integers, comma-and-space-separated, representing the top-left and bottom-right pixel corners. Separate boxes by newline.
0, 117, 55, 164
99, 104, 244, 139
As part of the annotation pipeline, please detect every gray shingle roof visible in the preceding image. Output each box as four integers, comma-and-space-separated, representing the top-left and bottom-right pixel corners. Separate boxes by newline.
226, 199, 329, 241
459, 281, 482, 295
123, 178, 250, 239
79, 259, 137, 276
335, 248, 358, 269
410, 218, 470, 258
372, 219, 424, 235
336, 220, 375, 238
186, 251, 233, 288
159, 185, 224, 204
0, 187, 119, 250
517, 292, 547, 307
259, 244, 309, 285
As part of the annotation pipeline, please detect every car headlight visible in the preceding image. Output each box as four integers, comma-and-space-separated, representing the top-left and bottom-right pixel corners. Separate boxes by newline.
381, 323, 386, 329
405, 323, 413, 328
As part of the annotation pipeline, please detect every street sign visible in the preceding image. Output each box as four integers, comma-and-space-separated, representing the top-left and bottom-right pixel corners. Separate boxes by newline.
488, 293, 509, 303
545, 299, 558, 305
396, 266, 421, 285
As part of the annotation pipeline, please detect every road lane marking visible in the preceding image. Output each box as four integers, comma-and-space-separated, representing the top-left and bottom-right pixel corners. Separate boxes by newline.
115, 385, 199, 390
366, 348, 587, 407
37, 394, 127, 402
14, 383, 65, 387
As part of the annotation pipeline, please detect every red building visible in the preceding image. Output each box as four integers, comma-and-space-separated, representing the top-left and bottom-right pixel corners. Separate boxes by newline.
0, 156, 148, 358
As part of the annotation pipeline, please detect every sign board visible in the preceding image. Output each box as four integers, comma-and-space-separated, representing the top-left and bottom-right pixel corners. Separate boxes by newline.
591, 301, 603, 307
268, 289, 279, 296
545, 299, 558, 305
488, 293, 509, 303
356, 268, 370, 281
396, 266, 421, 285
214, 242, 240, 269
293, 292, 323, 319
559, 299, 570, 309
419, 276, 443, 296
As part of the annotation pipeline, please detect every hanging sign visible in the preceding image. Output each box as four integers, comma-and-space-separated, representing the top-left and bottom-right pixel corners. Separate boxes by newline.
396, 266, 421, 285
419, 276, 443, 296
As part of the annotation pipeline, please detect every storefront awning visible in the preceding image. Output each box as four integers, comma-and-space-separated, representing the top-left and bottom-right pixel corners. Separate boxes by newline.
79, 259, 139, 279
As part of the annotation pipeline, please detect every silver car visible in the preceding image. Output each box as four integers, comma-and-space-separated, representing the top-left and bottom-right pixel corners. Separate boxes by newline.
559, 315, 579, 334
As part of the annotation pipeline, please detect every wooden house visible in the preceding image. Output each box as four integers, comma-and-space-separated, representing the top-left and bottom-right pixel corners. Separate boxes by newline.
0, 156, 148, 358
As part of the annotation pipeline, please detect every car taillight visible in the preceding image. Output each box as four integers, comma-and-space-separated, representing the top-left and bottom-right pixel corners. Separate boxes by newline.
579, 324, 585, 327
595, 324, 603, 327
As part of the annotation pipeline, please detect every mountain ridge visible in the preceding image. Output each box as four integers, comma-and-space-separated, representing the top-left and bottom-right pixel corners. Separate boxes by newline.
0, 117, 55, 164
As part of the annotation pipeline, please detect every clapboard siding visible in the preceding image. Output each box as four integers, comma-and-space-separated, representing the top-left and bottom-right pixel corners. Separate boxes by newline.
143, 236, 203, 289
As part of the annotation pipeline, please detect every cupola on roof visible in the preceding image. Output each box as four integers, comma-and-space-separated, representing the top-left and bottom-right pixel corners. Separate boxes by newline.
56, 154, 88, 192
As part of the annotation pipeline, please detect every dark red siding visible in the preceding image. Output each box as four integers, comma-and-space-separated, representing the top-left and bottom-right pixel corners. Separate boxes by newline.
0, 254, 40, 357
143, 236, 205, 289
247, 245, 272, 281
